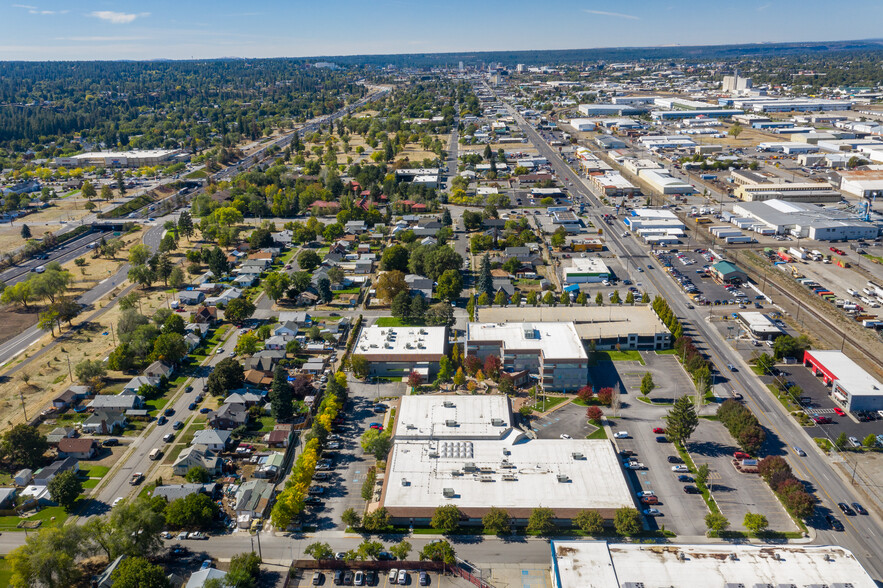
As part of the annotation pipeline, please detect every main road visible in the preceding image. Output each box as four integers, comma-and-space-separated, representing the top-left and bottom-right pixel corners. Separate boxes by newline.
500, 87, 883, 580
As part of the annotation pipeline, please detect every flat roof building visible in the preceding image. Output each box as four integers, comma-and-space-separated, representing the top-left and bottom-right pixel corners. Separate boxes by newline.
803, 350, 883, 412
477, 306, 671, 350
734, 182, 841, 203
381, 396, 632, 524
353, 326, 447, 379
637, 169, 695, 194
563, 257, 610, 284
466, 322, 588, 391
550, 541, 876, 588
737, 311, 783, 340
54, 149, 185, 168
651, 109, 742, 120
733, 199, 878, 241
711, 260, 748, 284
589, 172, 636, 196
839, 170, 883, 200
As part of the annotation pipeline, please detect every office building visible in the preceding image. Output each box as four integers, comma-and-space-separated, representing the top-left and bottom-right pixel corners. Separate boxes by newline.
562, 257, 610, 283
352, 326, 447, 379
54, 149, 186, 168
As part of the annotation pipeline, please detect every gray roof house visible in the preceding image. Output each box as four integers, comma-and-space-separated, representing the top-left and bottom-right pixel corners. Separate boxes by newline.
152, 483, 218, 502
144, 360, 175, 379
88, 394, 143, 411
405, 274, 434, 299
177, 290, 205, 305
208, 404, 249, 430
46, 426, 77, 444
234, 479, 274, 519
33, 457, 79, 486
82, 410, 127, 435
122, 375, 160, 394
190, 429, 232, 452
172, 445, 220, 476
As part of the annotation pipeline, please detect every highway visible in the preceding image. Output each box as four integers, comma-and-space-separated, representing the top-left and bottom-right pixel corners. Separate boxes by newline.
0, 230, 112, 287
501, 90, 883, 580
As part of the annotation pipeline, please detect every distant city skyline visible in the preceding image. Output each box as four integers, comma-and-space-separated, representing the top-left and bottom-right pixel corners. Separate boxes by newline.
2, 0, 883, 61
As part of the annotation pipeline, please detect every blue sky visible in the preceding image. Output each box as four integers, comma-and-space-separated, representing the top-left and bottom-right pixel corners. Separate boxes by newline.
2, 0, 883, 61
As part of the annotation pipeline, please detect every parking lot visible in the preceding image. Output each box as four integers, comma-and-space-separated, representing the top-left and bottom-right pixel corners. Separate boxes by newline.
687, 420, 798, 533
531, 401, 597, 440
587, 352, 695, 402
655, 249, 766, 309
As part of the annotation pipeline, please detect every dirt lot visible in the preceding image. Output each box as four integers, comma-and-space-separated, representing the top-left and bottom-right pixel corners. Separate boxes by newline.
0, 309, 38, 346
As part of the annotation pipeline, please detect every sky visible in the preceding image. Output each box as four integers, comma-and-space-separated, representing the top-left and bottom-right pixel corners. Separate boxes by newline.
2, 0, 883, 61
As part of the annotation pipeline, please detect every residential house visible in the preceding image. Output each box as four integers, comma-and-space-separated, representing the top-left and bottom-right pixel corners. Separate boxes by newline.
224, 391, 265, 408
186, 568, 228, 588
93, 555, 126, 588
277, 312, 312, 326
206, 287, 243, 306
244, 356, 276, 372
302, 359, 327, 375
46, 427, 77, 445
14, 469, 32, 486
190, 430, 231, 452
309, 200, 340, 215
193, 306, 218, 324
123, 375, 159, 394
253, 453, 285, 479
243, 370, 273, 388
420, 236, 437, 246
505, 246, 533, 260
194, 271, 215, 285
33, 457, 79, 486
88, 393, 143, 411
152, 482, 219, 502
52, 385, 92, 410
274, 321, 300, 338
208, 404, 249, 430
405, 274, 434, 299
492, 278, 516, 297
177, 290, 205, 305
345, 220, 367, 234
297, 290, 319, 306
353, 259, 374, 274
241, 258, 271, 270
271, 230, 293, 246
264, 335, 289, 350
234, 479, 274, 525
144, 360, 175, 380
247, 251, 274, 261
172, 445, 221, 476
184, 332, 202, 351
57, 438, 98, 459
0, 487, 17, 509
185, 322, 209, 338
265, 425, 293, 448
233, 275, 256, 288
82, 410, 126, 435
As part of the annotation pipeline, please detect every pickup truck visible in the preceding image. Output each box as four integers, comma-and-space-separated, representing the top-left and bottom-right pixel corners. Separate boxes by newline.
129, 472, 144, 485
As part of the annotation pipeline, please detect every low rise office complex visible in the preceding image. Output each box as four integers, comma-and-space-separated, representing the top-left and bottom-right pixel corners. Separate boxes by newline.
352, 326, 448, 379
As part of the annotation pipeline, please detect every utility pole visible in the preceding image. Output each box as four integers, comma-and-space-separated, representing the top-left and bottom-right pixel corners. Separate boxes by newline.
19, 391, 28, 422
67, 355, 74, 383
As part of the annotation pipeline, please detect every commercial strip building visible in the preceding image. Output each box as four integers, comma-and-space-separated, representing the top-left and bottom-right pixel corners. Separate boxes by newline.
562, 257, 611, 284
710, 261, 748, 284
734, 182, 842, 203
623, 208, 687, 242
650, 109, 742, 120
476, 306, 672, 351
550, 541, 876, 588
54, 149, 187, 168
737, 311, 783, 340
565, 118, 596, 131
466, 322, 588, 391
577, 103, 645, 116
380, 396, 633, 526
588, 172, 637, 196
839, 170, 883, 200
352, 326, 447, 379
733, 199, 878, 241
637, 169, 695, 194
803, 350, 883, 412
727, 97, 854, 112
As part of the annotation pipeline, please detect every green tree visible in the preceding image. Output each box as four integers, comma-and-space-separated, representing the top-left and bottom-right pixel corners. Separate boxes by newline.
358, 539, 384, 560
152, 332, 187, 364
74, 359, 106, 387
436, 269, 463, 301
226, 551, 262, 588
614, 507, 641, 536
610, 290, 621, 304
305, 542, 334, 560
664, 396, 699, 446
235, 332, 261, 356
81, 180, 97, 199
178, 209, 194, 241
169, 266, 185, 289
361, 507, 390, 532
526, 507, 556, 535
705, 512, 730, 535
625, 291, 635, 304
341, 508, 362, 529
743, 512, 768, 534
482, 506, 511, 535
380, 244, 410, 272
164, 492, 218, 530
297, 250, 321, 272
110, 557, 171, 588
431, 504, 463, 533
640, 372, 655, 396
391, 290, 411, 319
390, 540, 412, 561
494, 290, 507, 306
550, 226, 567, 248
20, 224, 31, 239
262, 272, 290, 302
317, 277, 333, 303
728, 123, 743, 139
696, 463, 710, 487
1, 424, 48, 469
185, 466, 210, 483
129, 243, 151, 266
376, 270, 408, 302
47, 470, 82, 512
574, 509, 604, 534
269, 366, 294, 422
755, 353, 775, 375
419, 540, 456, 565
360, 428, 393, 460
595, 292, 604, 306
453, 367, 466, 388
835, 432, 848, 449
8, 525, 90, 588
351, 355, 369, 379
864, 434, 878, 448
477, 254, 493, 298
225, 297, 257, 323
641, 292, 650, 303
206, 357, 244, 396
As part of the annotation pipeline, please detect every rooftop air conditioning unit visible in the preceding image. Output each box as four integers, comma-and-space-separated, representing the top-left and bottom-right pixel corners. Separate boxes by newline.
502, 448, 511, 455
491, 418, 505, 426
480, 476, 493, 482
401, 478, 409, 486
502, 474, 517, 481
572, 452, 585, 460
442, 488, 455, 498
463, 462, 476, 471
443, 400, 455, 408
445, 420, 458, 427
557, 474, 570, 483
428, 451, 439, 458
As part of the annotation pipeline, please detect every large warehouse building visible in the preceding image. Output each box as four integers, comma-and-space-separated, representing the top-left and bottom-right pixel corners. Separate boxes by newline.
380, 396, 633, 527
550, 541, 877, 588
803, 350, 883, 412
54, 149, 187, 168
353, 326, 447, 379
476, 306, 672, 351
839, 170, 883, 200
637, 168, 695, 194
466, 322, 588, 391
734, 182, 842, 203
563, 257, 610, 284
733, 199, 878, 241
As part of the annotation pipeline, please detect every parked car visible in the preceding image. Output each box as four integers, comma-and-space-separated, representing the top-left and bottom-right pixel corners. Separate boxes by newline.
671, 465, 689, 473
652, 427, 665, 434
833, 407, 846, 417
164, 408, 175, 417
188, 403, 197, 410
640, 495, 659, 505
312, 572, 324, 585
419, 571, 429, 586
157, 416, 167, 425
397, 570, 407, 585
334, 570, 343, 585
613, 431, 630, 439
683, 485, 700, 494
677, 475, 694, 483
172, 420, 184, 430
636, 490, 655, 498
643, 508, 662, 516
388, 569, 398, 584
667, 456, 683, 464
102, 438, 119, 447
163, 433, 175, 443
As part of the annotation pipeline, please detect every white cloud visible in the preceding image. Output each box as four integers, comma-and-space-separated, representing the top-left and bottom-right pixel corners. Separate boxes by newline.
13, 4, 68, 14
60, 36, 149, 42
583, 9, 640, 20
89, 11, 148, 24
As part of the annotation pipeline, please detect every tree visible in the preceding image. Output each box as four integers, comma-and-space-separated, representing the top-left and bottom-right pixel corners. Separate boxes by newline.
1, 281, 33, 309
595, 292, 604, 306
1, 424, 48, 469
586, 406, 603, 422
574, 509, 604, 534
494, 290, 507, 306
128, 264, 155, 288
360, 428, 392, 460
391, 290, 411, 319
390, 540, 412, 561
20, 224, 31, 239
436, 269, 463, 301
640, 372, 655, 396
47, 470, 82, 512
206, 357, 244, 396
477, 254, 493, 298
262, 272, 290, 303
8, 525, 90, 588
835, 432, 848, 450
226, 552, 262, 588
664, 395, 698, 446
755, 353, 775, 375
305, 542, 334, 560
111, 557, 171, 588
358, 540, 384, 561
728, 123, 743, 139
420, 540, 456, 565
178, 209, 194, 241
81, 180, 97, 199
327, 266, 345, 285
317, 277, 333, 303
380, 244, 410, 272
185, 466, 211, 483
424, 301, 453, 326
408, 370, 423, 388
705, 512, 730, 534
376, 270, 408, 302
453, 367, 466, 388
864, 433, 878, 448
463, 210, 483, 231
225, 297, 257, 323
772, 334, 810, 361
482, 506, 511, 535
165, 493, 218, 530
526, 507, 556, 535
431, 504, 462, 533
270, 366, 294, 422
168, 266, 185, 289
207, 246, 229, 277
758, 456, 791, 483
614, 507, 641, 536
743, 512, 768, 534
550, 226, 567, 249
129, 243, 151, 266
38, 310, 59, 337
75, 359, 106, 387
610, 290, 621, 304
351, 355, 369, 379
298, 250, 321, 272
696, 463, 710, 487
625, 291, 635, 304
152, 332, 187, 364
341, 508, 362, 529
361, 507, 390, 532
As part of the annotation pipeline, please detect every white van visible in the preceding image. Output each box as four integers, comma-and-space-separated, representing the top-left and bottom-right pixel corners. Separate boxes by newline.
32, 265, 45, 273
148, 448, 163, 461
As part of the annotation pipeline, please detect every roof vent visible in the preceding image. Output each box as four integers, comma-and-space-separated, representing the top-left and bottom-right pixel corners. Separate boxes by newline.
443, 400, 455, 408
479, 476, 493, 482
572, 452, 585, 460
491, 418, 506, 426
557, 474, 570, 483
445, 420, 458, 427
502, 474, 517, 481
428, 451, 439, 458
502, 448, 511, 456
442, 488, 455, 498
401, 478, 409, 487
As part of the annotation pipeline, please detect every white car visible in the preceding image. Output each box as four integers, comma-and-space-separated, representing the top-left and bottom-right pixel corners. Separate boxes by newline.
397, 570, 408, 585
559, 434, 572, 440
112, 497, 124, 508
643, 508, 662, 517
636, 490, 655, 498
671, 465, 690, 473
613, 431, 630, 439
389, 569, 399, 584
623, 461, 646, 470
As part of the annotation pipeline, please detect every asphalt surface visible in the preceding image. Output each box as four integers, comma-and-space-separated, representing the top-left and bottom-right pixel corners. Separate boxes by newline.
0, 230, 112, 286
498, 87, 883, 579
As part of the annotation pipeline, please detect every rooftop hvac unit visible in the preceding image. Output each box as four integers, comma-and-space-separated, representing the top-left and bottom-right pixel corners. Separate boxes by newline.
557, 474, 570, 483
623, 583, 646, 588
406, 424, 417, 429
443, 400, 455, 408
442, 488, 455, 498
451, 471, 464, 477
428, 451, 439, 458
417, 343, 425, 349
724, 584, 746, 588
463, 462, 476, 472
406, 343, 413, 349
491, 418, 505, 426
445, 420, 458, 427
479, 476, 493, 482
419, 328, 427, 334
571, 452, 585, 460
384, 343, 392, 349
401, 478, 409, 486
502, 474, 517, 481
502, 448, 511, 455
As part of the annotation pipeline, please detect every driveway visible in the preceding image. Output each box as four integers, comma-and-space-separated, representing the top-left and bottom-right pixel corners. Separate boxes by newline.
531, 401, 596, 440
687, 420, 798, 533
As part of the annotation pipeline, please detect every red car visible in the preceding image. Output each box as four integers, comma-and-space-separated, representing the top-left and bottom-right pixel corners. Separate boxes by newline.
652, 427, 666, 434
734, 451, 751, 460
833, 407, 846, 417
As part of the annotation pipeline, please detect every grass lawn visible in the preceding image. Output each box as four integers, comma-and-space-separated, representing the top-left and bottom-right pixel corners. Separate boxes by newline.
79, 465, 110, 478
145, 395, 171, 414
0, 557, 11, 586
179, 422, 205, 446
374, 317, 425, 327
591, 350, 644, 364
655, 348, 679, 355
184, 169, 208, 179
530, 396, 569, 412
586, 427, 608, 440
163, 444, 185, 464
0, 506, 69, 531
255, 416, 275, 434
82, 478, 101, 489
333, 287, 362, 296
